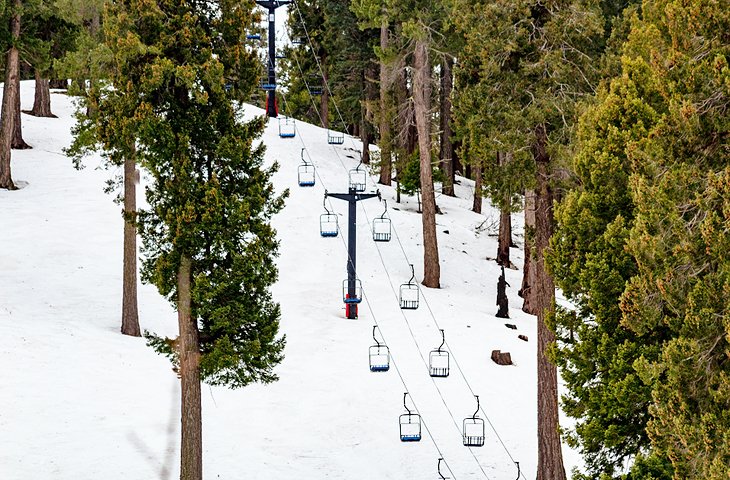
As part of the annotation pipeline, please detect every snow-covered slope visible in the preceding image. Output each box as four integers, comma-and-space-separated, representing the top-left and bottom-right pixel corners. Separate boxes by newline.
0, 83, 580, 479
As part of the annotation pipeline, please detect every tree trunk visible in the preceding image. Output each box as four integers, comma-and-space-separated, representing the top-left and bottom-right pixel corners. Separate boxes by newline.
178, 255, 202, 480
321, 54, 329, 130
497, 151, 512, 267
378, 21, 391, 185
472, 161, 482, 214
413, 38, 440, 289
29, 71, 56, 118
11, 67, 29, 150
439, 57, 455, 197
49, 79, 68, 90
533, 124, 566, 480
0, 2, 20, 190
498, 207, 512, 267
361, 67, 375, 165
520, 189, 538, 314
121, 150, 141, 337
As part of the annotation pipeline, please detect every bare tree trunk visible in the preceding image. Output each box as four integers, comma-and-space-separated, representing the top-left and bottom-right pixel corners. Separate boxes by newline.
0, 2, 20, 189
361, 67, 375, 165
413, 38, 440, 289
29, 71, 55, 117
378, 21, 391, 185
533, 124, 566, 480
520, 189, 538, 314
121, 150, 140, 337
321, 54, 329, 130
496, 153, 512, 267
11, 70, 29, 150
439, 57, 455, 197
178, 255, 202, 480
472, 161, 482, 214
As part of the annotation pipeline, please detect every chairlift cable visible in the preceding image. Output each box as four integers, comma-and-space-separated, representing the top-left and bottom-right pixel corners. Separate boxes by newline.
276, 73, 460, 479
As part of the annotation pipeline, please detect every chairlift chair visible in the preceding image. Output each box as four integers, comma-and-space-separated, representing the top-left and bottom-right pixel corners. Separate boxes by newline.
260, 78, 277, 91
372, 200, 392, 242
298, 149, 315, 187
320, 195, 338, 237
429, 329, 450, 378
279, 117, 296, 138
348, 160, 367, 192
342, 278, 363, 304
399, 264, 420, 310
327, 130, 345, 145
368, 326, 390, 372
399, 392, 422, 442
463, 395, 486, 447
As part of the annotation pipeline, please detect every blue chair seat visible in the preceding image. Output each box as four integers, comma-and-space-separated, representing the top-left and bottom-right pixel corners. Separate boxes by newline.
400, 435, 421, 442
370, 365, 389, 372
299, 181, 315, 187
343, 297, 362, 304
280, 133, 296, 138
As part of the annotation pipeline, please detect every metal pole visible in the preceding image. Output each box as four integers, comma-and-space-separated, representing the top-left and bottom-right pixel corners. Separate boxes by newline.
347, 188, 357, 319
267, 6, 277, 117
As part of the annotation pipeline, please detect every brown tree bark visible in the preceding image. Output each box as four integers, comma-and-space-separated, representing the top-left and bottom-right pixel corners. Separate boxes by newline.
321, 54, 329, 130
11, 64, 29, 150
0, 1, 20, 189
378, 21, 391, 185
413, 38, 440, 289
361, 67, 375, 165
520, 189, 538, 314
472, 161, 482, 214
121, 150, 141, 337
533, 124, 566, 480
178, 256, 202, 480
496, 153, 512, 267
28, 71, 56, 118
439, 57, 455, 197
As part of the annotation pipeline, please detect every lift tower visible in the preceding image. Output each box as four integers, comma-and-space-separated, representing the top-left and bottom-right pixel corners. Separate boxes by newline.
254, 0, 292, 117
326, 188, 380, 319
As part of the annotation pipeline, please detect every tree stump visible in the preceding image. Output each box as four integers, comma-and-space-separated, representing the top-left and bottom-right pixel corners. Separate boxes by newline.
491, 350, 513, 365
496, 266, 510, 318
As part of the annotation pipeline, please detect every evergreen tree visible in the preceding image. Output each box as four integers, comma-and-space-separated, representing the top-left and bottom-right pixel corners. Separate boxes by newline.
95, 1, 286, 478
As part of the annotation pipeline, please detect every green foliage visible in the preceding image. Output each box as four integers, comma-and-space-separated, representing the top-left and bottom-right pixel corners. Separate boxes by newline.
73, 0, 287, 389
550, 0, 730, 477
399, 149, 443, 198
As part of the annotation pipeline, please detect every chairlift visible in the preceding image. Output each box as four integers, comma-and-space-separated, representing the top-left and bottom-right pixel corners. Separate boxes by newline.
320, 194, 338, 237
399, 392, 422, 442
342, 278, 363, 304
348, 159, 367, 192
372, 199, 392, 242
279, 117, 296, 138
246, 33, 261, 40
463, 395, 485, 447
260, 78, 277, 91
429, 329, 450, 378
437, 458, 450, 479
327, 129, 345, 145
399, 264, 420, 310
308, 75, 323, 95
292, 37, 305, 45
368, 326, 390, 372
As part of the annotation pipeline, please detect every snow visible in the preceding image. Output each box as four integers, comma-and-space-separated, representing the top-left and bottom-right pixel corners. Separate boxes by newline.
0, 82, 582, 479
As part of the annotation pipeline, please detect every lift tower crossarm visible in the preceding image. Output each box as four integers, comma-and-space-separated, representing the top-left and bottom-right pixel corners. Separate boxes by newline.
326, 188, 380, 319
254, 0, 293, 117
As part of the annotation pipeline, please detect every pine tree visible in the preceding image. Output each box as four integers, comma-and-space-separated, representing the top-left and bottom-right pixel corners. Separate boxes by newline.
91, 2, 286, 478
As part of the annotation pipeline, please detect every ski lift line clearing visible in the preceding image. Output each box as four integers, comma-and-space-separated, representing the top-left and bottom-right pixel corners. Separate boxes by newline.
399, 264, 420, 310
368, 325, 390, 372
463, 395, 486, 447
399, 392, 422, 442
